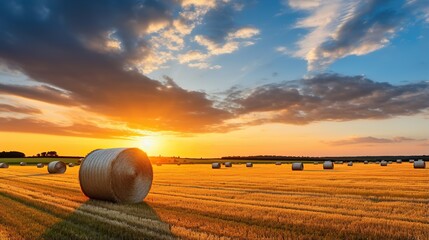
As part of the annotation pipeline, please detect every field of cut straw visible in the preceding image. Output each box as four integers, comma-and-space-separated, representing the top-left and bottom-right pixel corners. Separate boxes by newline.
0, 162, 428, 239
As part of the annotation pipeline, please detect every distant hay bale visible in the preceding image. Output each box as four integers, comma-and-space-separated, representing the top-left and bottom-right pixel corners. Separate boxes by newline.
68, 163, 75, 167
376, 161, 380, 164
323, 161, 334, 169
0, 163, 9, 168
77, 158, 83, 165
347, 161, 353, 166
335, 161, 343, 164
275, 162, 282, 165
225, 162, 232, 167
36, 163, 44, 168
292, 162, 304, 171
396, 159, 402, 164
409, 159, 415, 163
380, 161, 388, 166
246, 162, 253, 167
388, 161, 393, 164
414, 160, 426, 169
313, 162, 319, 165
364, 161, 369, 164
212, 162, 221, 169
79, 148, 153, 203
20, 162, 26, 166
48, 161, 67, 174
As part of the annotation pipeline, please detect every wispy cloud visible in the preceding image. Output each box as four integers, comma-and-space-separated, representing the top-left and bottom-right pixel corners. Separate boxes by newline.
285, 0, 429, 72
326, 136, 427, 146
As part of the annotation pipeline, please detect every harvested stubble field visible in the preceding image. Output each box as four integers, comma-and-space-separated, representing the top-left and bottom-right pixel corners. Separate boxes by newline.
0, 163, 428, 240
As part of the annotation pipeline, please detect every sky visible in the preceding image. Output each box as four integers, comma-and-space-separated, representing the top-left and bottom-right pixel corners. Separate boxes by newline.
0, 0, 428, 157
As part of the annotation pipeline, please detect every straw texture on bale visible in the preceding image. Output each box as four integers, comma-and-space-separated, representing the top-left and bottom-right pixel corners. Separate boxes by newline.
396, 159, 402, 164
414, 160, 426, 169
380, 161, 388, 166
246, 162, 253, 167
292, 162, 304, 171
68, 163, 75, 167
79, 148, 153, 203
347, 161, 353, 166
0, 163, 9, 168
275, 162, 282, 165
212, 162, 221, 169
48, 161, 67, 174
36, 163, 44, 168
224, 162, 232, 167
323, 161, 334, 169
20, 162, 26, 166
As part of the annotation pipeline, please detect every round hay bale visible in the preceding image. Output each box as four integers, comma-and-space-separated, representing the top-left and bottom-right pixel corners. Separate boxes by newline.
246, 162, 253, 167
77, 158, 83, 165
409, 159, 415, 163
313, 162, 319, 165
347, 161, 353, 166
396, 159, 402, 164
323, 161, 334, 169
20, 162, 26, 166
79, 148, 153, 203
380, 161, 388, 166
388, 161, 393, 164
36, 163, 44, 168
48, 161, 67, 174
292, 162, 304, 171
69, 163, 75, 167
0, 163, 9, 168
212, 162, 221, 169
224, 162, 232, 167
335, 161, 343, 164
275, 162, 282, 165
364, 161, 369, 164
414, 160, 426, 169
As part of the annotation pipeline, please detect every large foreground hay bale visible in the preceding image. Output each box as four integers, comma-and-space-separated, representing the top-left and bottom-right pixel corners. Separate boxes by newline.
48, 161, 67, 174
246, 162, 253, 167
380, 161, 388, 166
292, 162, 304, 171
0, 163, 9, 168
36, 163, 44, 168
20, 162, 26, 166
414, 160, 426, 169
212, 162, 221, 169
224, 162, 232, 167
79, 148, 153, 203
347, 161, 353, 166
323, 161, 334, 169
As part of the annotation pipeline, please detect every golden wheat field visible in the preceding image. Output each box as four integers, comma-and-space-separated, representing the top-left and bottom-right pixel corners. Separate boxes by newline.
0, 163, 428, 240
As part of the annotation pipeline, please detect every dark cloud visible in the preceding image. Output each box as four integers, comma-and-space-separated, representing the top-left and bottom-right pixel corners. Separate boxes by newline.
0, 103, 41, 114
326, 136, 427, 146
202, 2, 236, 43
0, 0, 231, 133
228, 73, 429, 125
0, 117, 136, 139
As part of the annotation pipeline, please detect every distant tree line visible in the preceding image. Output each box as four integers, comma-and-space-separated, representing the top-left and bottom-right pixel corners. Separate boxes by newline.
0, 151, 25, 158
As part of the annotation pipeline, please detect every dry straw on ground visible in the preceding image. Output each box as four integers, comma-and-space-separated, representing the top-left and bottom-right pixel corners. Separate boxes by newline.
323, 161, 334, 169
79, 148, 153, 203
292, 162, 304, 171
48, 161, 67, 174
212, 163, 221, 169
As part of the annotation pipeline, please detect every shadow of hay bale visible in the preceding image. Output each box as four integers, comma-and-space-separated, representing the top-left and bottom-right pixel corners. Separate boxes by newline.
41, 200, 176, 240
